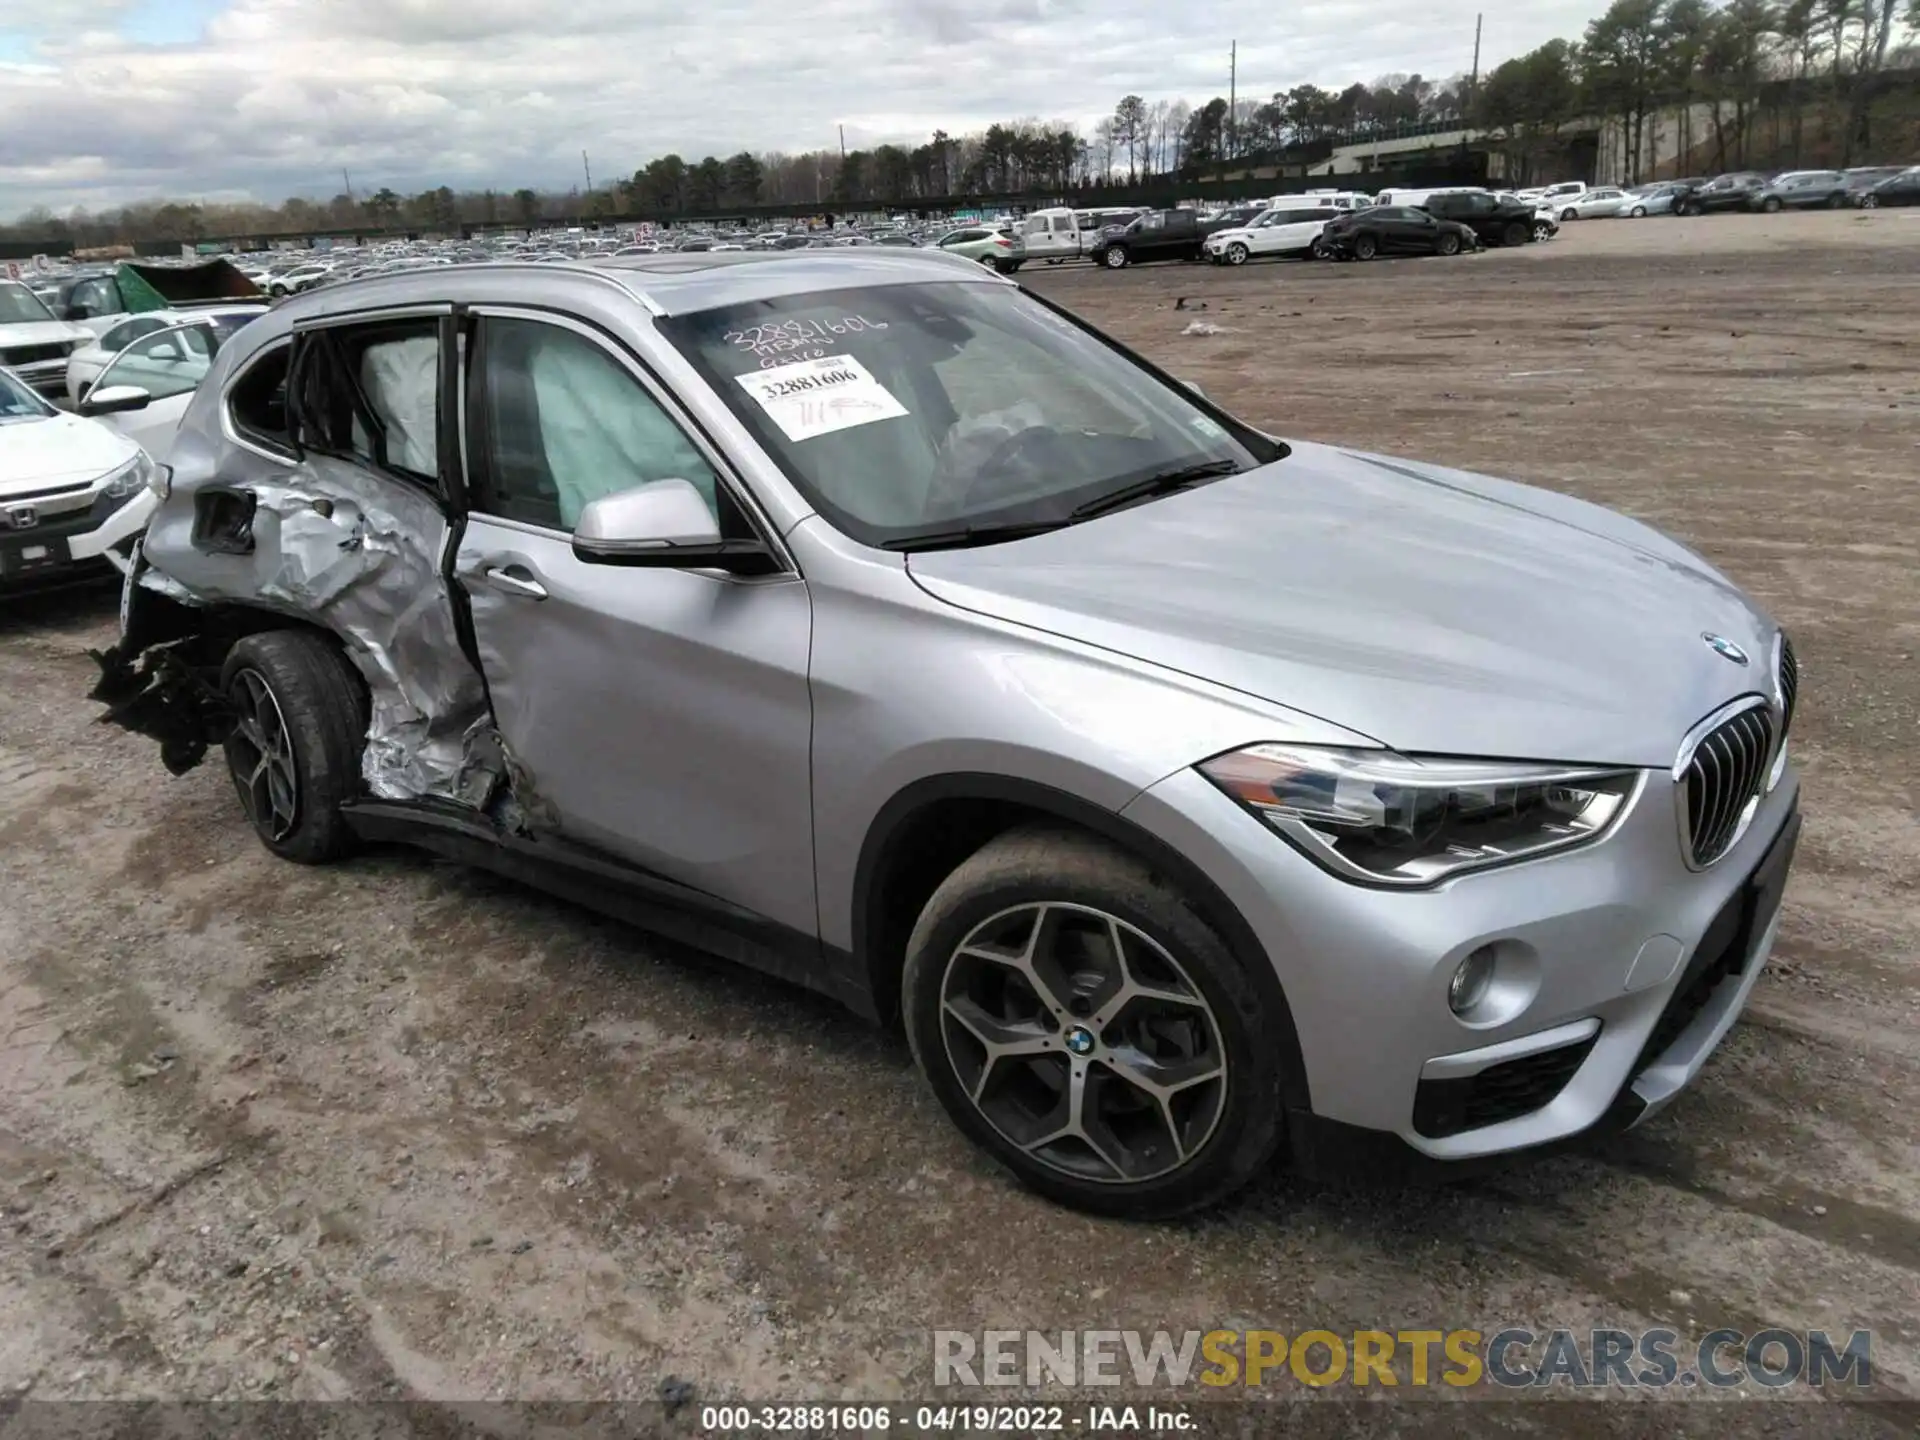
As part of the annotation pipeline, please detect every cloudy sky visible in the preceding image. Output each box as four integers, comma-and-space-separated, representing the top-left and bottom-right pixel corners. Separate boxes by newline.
0, 0, 1606, 218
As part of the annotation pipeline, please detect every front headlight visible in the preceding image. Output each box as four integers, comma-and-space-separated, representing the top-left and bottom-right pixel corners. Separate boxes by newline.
1199, 744, 1642, 888
99, 450, 156, 503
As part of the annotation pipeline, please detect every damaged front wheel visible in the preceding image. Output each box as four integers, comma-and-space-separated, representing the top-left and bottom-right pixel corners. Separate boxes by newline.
220, 630, 367, 864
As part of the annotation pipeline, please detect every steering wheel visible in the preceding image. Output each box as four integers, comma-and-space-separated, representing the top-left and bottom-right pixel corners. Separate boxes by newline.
949, 425, 1078, 511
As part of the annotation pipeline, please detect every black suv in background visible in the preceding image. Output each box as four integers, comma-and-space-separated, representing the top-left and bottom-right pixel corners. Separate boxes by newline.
1320, 206, 1480, 260
1673, 173, 1771, 214
1418, 191, 1540, 247
1089, 210, 1228, 268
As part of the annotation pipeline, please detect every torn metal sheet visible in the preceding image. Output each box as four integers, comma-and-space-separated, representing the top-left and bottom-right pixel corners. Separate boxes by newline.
138, 457, 501, 805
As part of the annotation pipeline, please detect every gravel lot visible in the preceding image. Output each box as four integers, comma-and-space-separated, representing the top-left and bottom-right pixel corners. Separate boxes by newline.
2, 209, 1916, 1432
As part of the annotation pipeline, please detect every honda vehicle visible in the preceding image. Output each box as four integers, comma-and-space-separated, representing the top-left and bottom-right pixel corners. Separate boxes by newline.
93, 251, 1801, 1217
0, 365, 160, 590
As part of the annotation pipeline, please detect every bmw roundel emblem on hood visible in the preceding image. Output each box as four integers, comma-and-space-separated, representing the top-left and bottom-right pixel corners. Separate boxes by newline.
1702, 633, 1750, 665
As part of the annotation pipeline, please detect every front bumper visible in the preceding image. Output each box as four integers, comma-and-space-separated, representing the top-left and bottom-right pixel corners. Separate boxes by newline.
1121, 759, 1801, 1167
1, 486, 155, 588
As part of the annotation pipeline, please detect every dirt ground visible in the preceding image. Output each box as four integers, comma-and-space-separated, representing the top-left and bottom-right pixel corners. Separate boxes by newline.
1, 209, 1916, 1433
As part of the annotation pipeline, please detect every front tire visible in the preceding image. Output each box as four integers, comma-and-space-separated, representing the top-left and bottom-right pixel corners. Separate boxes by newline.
1761, 196, 1782, 213
220, 630, 367, 864
902, 827, 1287, 1218
1436, 231, 1461, 256
1102, 246, 1129, 269
1352, 234, 1378, 260
1502, 220, 1529, 247
1560, 207, 1578, 221
1861, 194, 1879, 209
1629, 205, 1647, 217
1225, 242, 1249, 266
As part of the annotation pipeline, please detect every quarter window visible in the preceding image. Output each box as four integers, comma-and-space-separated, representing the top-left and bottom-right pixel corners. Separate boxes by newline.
229, 342, 293, 454
473, 317, 720, 531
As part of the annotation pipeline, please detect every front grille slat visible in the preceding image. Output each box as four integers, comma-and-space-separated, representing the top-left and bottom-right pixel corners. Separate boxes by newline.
1778, 636, 1799, 738
1678, 700, 1776, 867
0, 343, 71, 367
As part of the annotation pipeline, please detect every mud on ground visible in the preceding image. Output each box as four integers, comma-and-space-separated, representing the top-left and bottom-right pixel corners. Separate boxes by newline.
0, 209, 1915, 1431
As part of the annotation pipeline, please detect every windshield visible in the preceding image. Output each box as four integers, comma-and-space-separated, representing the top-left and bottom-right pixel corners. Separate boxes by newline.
0, 282, 56, 324
661, 280, 1278, 548
0, 368, 53, 421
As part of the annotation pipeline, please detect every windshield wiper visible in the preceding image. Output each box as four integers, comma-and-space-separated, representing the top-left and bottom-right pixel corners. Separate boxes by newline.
1068, 459, 1244, 520
877, 519, 1072, 553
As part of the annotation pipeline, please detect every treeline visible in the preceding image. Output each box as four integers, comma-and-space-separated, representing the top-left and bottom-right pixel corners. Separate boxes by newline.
5, 0, 1914, 246
1480, 0, 1915, 182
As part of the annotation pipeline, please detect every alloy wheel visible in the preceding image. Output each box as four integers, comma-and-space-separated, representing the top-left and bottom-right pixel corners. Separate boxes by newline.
228, 668, 300, 842
938, 902, 1228, 1184
1227, 243, 1248, 266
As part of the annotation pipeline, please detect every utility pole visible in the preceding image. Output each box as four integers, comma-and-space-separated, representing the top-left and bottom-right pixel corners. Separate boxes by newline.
1228, 40, 1237, 162
1469, 13, 1483, 104
582, 150, 593, 194
839, 124, 847, 159
341, 169, 353, 202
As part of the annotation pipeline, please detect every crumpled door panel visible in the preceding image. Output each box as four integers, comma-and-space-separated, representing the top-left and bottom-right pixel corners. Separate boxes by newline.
137, 449, 499, 805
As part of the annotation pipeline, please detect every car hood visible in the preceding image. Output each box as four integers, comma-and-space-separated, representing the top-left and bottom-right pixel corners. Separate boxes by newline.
0, 411, 139, 493
906, 441, 1775, 768
0, 320, 88, 349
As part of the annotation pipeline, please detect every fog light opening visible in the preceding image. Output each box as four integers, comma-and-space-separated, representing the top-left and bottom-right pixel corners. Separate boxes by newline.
1449, 945, 1498, 1017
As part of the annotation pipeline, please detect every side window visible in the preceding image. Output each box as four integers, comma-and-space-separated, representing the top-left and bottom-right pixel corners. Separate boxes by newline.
228, 342, 293, 455
69, 278, 117, 318
473, 317, 720, 531
352, 326, 439, 477
96, 325, 215, 402
102, 317, 165, 352
289, 320, 439, 482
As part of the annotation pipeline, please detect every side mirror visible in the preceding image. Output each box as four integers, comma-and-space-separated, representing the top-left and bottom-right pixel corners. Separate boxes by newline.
571, 478, 776, 575
80, 385, 153, 418
1181, 379, 1208, 399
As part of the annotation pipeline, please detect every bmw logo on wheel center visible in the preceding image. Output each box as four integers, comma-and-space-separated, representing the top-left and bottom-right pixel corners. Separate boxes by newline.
1064, 1026, 1096, 1056
1702, 632, 1750, 665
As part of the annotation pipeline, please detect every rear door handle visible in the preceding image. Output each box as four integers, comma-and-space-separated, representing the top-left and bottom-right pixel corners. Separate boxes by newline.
483, 565, 548, 600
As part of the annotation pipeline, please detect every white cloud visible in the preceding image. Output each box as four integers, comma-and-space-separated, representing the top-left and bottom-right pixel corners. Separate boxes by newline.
0, 0, 1604, 217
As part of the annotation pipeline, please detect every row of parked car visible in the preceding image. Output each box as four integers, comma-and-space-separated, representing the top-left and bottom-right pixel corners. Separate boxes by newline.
1520, 166, 1920, 218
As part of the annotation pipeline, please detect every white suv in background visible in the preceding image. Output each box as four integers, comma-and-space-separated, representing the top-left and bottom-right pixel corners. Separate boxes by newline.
1204, 205, 1335, 264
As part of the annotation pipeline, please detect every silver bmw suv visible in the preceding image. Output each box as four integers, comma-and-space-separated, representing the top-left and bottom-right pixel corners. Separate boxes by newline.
94, 251, 1800, 1216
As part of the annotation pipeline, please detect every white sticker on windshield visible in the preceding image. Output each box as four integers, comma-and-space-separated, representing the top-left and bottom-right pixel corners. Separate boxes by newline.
734, 354, 908, 442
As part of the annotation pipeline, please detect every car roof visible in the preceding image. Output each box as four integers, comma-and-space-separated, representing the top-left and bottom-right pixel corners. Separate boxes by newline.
266, 250, 1004, 325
